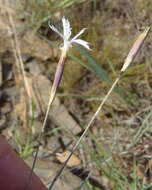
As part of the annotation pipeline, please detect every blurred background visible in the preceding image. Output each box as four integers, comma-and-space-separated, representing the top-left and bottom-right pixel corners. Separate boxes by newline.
0, 0, 152, 189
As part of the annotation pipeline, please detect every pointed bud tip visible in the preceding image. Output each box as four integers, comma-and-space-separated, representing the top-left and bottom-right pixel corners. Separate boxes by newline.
121, 26, 150, 72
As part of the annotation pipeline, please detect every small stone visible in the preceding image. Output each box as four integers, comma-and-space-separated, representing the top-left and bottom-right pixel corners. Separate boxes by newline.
25, 59, 45, 75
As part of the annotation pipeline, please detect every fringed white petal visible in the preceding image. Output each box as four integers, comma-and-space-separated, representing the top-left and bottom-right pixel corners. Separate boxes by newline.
62, 17, 72, 40
71, 28, 86, 41
49, 24, 63, 39
72, 39, 91, 50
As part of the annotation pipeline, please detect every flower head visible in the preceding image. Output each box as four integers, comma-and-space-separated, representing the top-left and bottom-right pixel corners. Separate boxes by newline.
49, 17, 91, 52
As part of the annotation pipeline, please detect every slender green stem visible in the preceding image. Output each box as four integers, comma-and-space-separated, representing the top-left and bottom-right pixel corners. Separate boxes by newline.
48, 72, 123, 190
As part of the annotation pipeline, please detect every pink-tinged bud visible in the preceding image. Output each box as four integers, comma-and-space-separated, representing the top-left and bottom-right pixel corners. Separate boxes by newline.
51, 50, 66, 94
121, 27, 150, 72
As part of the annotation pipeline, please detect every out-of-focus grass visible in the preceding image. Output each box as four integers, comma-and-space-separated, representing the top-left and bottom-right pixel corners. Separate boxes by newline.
132, 105, 152, 145
14, 132, 34, 159
22, 0, 87, 31
82, 132, 152, 190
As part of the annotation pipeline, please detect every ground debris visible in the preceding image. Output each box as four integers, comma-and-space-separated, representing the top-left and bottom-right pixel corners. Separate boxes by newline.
25, 157, 89, 190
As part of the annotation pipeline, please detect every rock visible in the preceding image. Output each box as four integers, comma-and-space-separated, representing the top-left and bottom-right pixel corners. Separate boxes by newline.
25, 59, 45, 75
21, 33, 53, 61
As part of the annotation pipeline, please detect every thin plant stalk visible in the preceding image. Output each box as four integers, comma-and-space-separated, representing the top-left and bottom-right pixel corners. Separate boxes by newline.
48, 27, 150, 190
25, 50, 67, 190
5, 0, 31, 98
49, 73, 122, 190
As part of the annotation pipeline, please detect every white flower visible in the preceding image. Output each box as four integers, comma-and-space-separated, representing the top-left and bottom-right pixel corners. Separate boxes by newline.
49, 17, 91, 52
